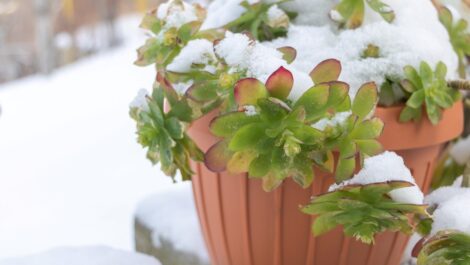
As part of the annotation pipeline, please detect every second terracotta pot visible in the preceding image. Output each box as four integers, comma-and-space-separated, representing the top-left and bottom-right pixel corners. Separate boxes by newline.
187, 101, 463, 265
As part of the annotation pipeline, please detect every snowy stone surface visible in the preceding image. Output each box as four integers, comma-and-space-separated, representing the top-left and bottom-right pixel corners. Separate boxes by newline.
0, 246, 161, 265
0, 16, 176, 259
449, 136, 470, 165
135, 181, 209, 263
330, 151, 424, 205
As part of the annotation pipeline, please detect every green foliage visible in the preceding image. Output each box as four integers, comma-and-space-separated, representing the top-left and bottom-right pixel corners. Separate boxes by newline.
224, 1, 293, 41
418, 230, 470, 265
331, 0, 395, 29
205, 61, 383, 190
399, 62, 461, 125
431, 153, 465, 190
302, 181, 429, 244
438, 7, 470, 78
130, 83, 204, 181
134, 1, 211, 68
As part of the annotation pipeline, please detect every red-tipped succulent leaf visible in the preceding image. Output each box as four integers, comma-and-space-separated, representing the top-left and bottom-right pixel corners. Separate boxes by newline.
204, 141, 232, 172
234, 78, 268, 106
310, 59, 342, 84
265, 66, 294, 100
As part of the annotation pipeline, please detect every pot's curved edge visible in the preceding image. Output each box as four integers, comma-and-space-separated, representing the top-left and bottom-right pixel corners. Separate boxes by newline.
376, 101, 464, 151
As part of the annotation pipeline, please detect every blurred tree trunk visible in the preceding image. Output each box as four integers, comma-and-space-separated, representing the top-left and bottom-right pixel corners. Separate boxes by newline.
98, 0, 119, 48
34, 0, 56, 74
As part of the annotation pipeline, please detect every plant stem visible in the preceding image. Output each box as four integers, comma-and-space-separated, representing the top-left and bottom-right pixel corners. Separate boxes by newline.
462, 161, 470, 188
448, 80, 470, 91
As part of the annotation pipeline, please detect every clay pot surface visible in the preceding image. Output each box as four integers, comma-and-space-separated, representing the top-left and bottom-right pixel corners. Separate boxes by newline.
187, 101, 463, 265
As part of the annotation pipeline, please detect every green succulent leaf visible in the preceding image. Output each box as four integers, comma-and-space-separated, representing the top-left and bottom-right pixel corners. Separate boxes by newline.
418, 230, 470, 265
309, 59, 342, 84
332, 0, 394, 29
303, 182, 429, 244
438, 7, 470, 78
234, 78, 269, 106
352, 82, 378, 120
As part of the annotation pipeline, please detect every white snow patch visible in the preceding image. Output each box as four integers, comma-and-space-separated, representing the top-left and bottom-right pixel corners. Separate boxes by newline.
449, 136, 470, 165
129, 88, 150, 111
135, 182, 209, 263
215, 32, 313, 100
0, 246, 161, 265
330, 151, 424, 205
312, 111, 351, 131
244, 105, 258, 116
265, 0, 458, 98
167, 39, 216, 73
157, 0, 199, 30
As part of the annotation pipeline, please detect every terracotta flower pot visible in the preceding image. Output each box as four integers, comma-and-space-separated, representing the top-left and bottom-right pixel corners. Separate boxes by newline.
187, 101, 463, 265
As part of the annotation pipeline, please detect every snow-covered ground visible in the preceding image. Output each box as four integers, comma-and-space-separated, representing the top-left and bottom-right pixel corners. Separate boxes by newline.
0, 16, 174, 259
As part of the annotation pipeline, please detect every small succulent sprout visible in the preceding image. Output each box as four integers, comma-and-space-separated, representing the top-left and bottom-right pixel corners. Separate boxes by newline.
223, 0, 292, 41
309, 59, 342, 85
417, 230, 470, 265
438, 6, 470, 78
362, 44, 380, 59
277, 46, 297, 64
399, 61, 461, 125
317, 82, 382, 182
302, 181, 429, 244
331, 0, 395, 29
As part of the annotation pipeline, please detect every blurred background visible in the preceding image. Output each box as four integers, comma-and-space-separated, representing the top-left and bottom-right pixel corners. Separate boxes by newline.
0, 0, 180, 259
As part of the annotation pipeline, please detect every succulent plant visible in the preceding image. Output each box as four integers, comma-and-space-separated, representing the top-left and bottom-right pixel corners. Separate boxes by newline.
399, 61, 461, 125
302, 181, 430, 244
417, 230, 470, 265
204, 60, 383, 191
130, 82, 204, 181
438, 6, 470, 78
330, 0, 395, 29
224, 1, 293, 41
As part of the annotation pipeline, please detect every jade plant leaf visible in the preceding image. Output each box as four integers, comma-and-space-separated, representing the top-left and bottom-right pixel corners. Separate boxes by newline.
352, 82, 378, 120
234, 78, 269, 106
399, 61, 461, 125
265, 66, 294, 100
204, 140, 233, 172
331, 0, 394, 29
309, 59, 342, 84
302, 181, 429, 244
417, 230, 470, 265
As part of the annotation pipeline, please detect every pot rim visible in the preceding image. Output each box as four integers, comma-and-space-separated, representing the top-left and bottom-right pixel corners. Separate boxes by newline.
375, 101, 464, 151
